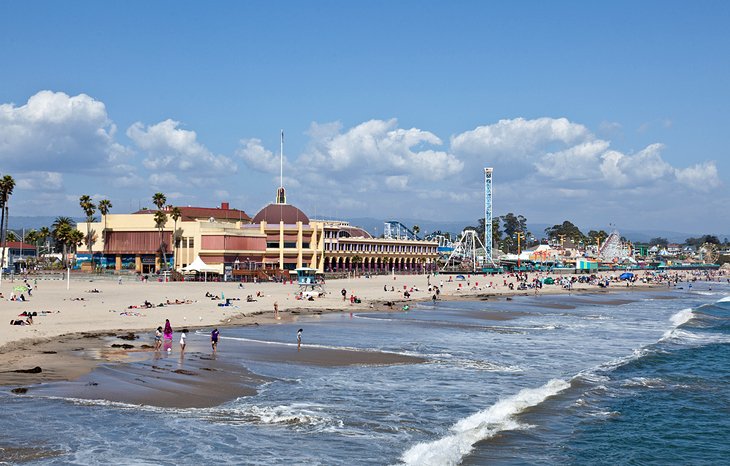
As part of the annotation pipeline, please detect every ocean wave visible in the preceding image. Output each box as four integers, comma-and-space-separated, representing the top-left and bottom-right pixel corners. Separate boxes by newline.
669, 308, 695, 327
660, 328, 730, 346
431, 357, 523, 373
398, 379, 570, 466
35, 396, 177, 414
223, 335, 435, 360
621, 377, 665, 389
203, 404, 342, 430
593, 348, 653, 374
717, 296, 730, 303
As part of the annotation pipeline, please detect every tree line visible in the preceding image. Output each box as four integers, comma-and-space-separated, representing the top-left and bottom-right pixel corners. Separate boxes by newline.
1, 182, 181, 272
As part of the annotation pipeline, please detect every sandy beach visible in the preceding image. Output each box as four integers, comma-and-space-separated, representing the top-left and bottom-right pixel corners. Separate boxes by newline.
0, 271, 660, 406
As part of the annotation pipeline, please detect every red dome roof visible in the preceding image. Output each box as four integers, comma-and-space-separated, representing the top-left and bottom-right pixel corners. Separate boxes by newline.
252, 203, 310, 224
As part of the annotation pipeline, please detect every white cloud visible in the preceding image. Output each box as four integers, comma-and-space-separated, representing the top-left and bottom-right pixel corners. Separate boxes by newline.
385, 175, 409, 190
15, 171, 64, 191
537, 140, 610, 180
451, 117, 589, 157
300, 119, 463, 180
149, 172, 183, 189
599, 143, 673, 187
452, 118, 718, 195
127, 119, 236, 174
236, 138, 282, 173
0, 90, 129, 172
675, 161, 721, 192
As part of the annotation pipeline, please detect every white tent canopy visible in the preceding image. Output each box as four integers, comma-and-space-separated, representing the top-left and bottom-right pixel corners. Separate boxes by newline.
182, 256, 221, 273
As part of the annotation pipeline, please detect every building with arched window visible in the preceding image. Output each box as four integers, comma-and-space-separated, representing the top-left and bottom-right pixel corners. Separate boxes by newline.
77, 191, 438, 276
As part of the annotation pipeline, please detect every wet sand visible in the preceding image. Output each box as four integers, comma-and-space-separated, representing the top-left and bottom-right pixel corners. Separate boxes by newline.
24, 350, 267, 408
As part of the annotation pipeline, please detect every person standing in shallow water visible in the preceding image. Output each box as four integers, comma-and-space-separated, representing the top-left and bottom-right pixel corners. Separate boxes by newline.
163, 319, 173, 341
211, 328, 220, 353
154, 326, 163, 351
297, 328, 303, 351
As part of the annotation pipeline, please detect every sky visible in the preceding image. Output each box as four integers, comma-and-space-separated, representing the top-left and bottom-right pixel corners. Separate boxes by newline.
1, 1, 729, 235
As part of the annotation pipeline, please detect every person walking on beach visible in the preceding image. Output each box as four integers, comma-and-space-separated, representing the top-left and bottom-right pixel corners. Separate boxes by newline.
154, 326, 163, 351
341, 288, 347, 301
274, 301, 279, 319
297, 328, 303, 351
211, 328, 220, 353
180, 329, 188, 352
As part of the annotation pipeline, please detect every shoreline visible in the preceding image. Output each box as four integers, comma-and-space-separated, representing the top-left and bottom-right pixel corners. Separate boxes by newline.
0, 272, 679, 407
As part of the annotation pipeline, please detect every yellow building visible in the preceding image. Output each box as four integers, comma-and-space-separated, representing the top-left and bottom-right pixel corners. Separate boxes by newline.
78, 193, 438, 277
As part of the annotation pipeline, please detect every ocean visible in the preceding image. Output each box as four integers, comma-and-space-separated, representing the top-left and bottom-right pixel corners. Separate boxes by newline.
2, 282, 729, 465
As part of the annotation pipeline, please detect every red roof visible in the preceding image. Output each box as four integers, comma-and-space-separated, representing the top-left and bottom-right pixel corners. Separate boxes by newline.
5, 242, 36, 250
134, 204, 251, 222
252, 203, 310, 225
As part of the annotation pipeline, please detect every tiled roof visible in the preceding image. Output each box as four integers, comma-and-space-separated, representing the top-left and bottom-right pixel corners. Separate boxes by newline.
4, 241, 36, 250
134, 206, 251, 222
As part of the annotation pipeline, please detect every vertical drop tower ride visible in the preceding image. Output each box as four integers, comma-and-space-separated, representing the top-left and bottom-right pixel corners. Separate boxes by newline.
484, 167, 493, 265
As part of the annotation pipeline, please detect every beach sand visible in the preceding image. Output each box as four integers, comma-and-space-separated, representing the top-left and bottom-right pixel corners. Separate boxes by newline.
1, 271, 659, 407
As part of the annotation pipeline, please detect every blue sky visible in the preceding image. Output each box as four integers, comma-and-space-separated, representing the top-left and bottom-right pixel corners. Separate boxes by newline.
1, 1, 729, 234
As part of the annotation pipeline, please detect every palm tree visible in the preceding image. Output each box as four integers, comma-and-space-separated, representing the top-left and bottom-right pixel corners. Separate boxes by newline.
79, 195, 97, 270
152, 193, 168, 271
38, 226, 51, 255
6, 231, 18, 242
154, 210, 168, 271
412, 225, 420, 239
98, 199, 112, 257
170, 206, 181, 271
68, 229, 85, 267
52, 216, 75, 268
24, 229, 38, 245
0, 175, 16, 273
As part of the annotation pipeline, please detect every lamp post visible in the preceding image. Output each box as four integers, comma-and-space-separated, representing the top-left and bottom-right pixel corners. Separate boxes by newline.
515, 231, 524, 268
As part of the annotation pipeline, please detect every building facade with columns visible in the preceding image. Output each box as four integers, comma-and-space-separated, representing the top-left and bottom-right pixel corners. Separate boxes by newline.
78, 193, 438, 276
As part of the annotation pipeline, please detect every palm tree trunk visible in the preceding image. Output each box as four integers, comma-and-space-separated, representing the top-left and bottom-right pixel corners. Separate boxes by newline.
172, 220, 177, 271
0, 202, 6, 271
87, 223, 93, 271
1, 204, 9, 272
159, 228, 168, 271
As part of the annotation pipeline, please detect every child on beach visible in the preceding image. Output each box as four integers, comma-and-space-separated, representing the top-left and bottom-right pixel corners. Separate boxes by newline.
211, 328, 219, 353
154, 326, 163, 351
180, 329, 188, 352
297, 328, 303, 351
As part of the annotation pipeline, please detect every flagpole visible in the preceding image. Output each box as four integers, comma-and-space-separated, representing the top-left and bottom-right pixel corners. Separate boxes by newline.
280, 129, 284, 188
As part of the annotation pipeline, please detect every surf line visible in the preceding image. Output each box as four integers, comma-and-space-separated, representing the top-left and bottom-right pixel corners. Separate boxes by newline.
399, 378, 570, 466
222, 335, 425, 358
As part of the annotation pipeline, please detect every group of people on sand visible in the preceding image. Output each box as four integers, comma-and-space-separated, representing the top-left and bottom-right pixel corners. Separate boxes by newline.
153, 319, 221, 354
9, 311, 35, 326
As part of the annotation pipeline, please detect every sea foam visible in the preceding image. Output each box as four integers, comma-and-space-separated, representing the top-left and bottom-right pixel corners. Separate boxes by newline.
670, 308, 694, 327
399, 379, 570, 466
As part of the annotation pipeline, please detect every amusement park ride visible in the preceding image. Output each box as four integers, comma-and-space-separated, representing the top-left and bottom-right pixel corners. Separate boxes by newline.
432, 167, 717, 272
441, 168, 496, 272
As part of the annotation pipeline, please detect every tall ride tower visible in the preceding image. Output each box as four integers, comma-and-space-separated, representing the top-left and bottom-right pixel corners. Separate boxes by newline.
484, 167, 493, 264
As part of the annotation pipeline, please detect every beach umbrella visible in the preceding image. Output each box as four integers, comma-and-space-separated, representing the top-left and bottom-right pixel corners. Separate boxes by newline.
13, 285, 28, 292
619, 272, 634, 280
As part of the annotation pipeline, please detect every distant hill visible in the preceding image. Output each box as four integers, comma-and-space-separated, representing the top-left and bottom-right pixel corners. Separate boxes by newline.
8, 215, 727, 245
7, 216, 85, 230
337, 217, 729, 244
